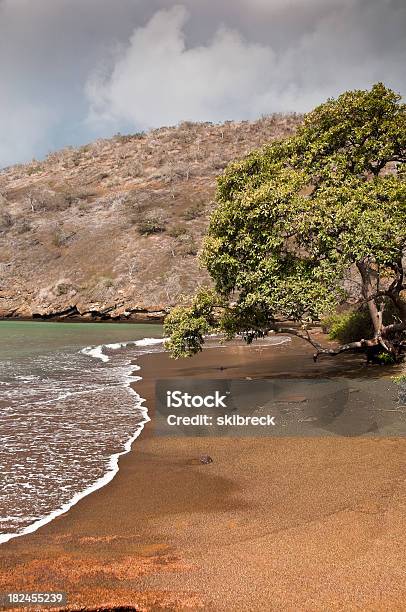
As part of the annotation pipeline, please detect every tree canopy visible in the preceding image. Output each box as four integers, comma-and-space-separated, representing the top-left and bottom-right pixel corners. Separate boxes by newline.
165, 84, 406, 363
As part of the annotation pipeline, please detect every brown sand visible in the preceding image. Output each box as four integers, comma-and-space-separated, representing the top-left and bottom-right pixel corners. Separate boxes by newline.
1, 337, 406, 611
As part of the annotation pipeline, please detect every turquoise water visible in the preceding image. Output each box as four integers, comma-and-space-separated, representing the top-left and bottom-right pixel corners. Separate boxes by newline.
0, 321, 163, 543
0, 320, 162, 359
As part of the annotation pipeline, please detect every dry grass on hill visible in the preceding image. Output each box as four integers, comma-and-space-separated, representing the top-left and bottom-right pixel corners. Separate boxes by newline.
0, 114, 302, 320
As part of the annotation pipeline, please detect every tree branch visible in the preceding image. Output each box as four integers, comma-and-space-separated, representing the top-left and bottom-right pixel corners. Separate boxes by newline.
270, 325, 325, 351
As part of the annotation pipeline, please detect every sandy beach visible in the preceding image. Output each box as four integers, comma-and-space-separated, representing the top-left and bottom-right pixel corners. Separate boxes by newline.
1, 337, 406, 611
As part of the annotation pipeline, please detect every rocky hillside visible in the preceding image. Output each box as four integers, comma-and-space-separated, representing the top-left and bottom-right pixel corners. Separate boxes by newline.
0, 115, 302, 321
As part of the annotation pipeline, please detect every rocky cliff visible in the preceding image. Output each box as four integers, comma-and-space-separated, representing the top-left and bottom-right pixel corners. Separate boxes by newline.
0, 115, 301, 321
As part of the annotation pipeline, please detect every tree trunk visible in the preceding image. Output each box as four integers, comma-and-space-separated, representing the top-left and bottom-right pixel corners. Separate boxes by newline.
357, 261, 382, 337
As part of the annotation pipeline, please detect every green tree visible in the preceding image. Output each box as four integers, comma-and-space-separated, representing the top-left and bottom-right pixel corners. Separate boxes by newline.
165, 84, 406, 363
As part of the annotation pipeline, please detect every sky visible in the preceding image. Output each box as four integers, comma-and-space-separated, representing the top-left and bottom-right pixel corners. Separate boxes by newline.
0, 0, 405, 167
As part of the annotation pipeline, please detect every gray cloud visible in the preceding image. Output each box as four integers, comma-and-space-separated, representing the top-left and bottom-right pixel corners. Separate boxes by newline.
0, 0, 405, 167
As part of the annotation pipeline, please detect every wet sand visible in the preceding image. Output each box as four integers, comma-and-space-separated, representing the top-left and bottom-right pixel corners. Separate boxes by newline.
1, 337, 406, 610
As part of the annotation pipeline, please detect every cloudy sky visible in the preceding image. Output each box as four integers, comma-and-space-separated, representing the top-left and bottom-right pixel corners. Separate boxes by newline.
0, 0, 405, 167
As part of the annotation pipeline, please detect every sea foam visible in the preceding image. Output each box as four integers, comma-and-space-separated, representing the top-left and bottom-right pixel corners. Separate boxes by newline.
0, 336, 164, 545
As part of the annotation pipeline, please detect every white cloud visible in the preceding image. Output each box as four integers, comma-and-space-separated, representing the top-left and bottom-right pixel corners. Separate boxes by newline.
86, 6, 277, 129
86, 2, 406, 132
0, 0, 404, 166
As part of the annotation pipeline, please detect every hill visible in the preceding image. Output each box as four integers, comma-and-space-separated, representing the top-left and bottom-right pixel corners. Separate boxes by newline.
0, 115, 302, 321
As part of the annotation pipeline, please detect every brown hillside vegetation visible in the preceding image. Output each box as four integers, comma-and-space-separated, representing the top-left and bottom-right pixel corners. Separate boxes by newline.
0, 115, 302, 321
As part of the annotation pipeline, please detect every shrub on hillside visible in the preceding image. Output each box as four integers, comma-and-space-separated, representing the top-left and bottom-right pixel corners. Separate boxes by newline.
322, 309, 374, 344
176, 235, 198, 257
0, 211, 13, 231
138, 217, 166, 235
55, 282, 73, 296
51, 225, 75, 248
182, 201, 206, 221
168, 224, 188, 238
16, 219, 32, 234
26, 189, 76, 212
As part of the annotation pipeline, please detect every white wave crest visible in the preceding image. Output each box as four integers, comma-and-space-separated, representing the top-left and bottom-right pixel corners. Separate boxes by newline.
81, 337, 164, 362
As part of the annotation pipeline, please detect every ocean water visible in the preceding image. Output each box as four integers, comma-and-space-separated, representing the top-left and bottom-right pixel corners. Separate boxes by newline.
0, 321, 164, 544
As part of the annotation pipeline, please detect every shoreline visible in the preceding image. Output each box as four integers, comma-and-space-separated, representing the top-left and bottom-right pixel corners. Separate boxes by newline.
0, 336, 289, 546
0, 335, 166, 546
1, 338, 406, 610
0, 317, 165, 324
0, 367, 148, 547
